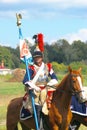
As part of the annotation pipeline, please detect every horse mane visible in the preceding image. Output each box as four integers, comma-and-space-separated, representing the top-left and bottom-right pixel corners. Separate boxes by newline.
56, 73, 69, 90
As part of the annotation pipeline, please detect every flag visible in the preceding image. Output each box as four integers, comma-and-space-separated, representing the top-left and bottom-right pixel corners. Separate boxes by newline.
19, 38, 33, 64
19, 27, 33, 65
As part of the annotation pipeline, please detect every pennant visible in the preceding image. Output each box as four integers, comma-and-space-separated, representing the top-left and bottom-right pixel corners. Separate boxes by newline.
20, 38, 33, 64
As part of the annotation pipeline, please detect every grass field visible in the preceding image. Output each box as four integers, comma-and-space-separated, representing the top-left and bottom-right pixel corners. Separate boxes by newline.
0, 76, 24, 130
0, 74, 87, 130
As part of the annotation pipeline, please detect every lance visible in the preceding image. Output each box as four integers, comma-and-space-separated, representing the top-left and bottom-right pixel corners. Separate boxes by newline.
16, 13, 39, 130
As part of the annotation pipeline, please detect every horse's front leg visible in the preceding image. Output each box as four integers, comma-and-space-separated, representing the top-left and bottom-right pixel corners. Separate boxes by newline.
52, 125, 59, 130
6, 122, 18, 130
20, 122, 31, 130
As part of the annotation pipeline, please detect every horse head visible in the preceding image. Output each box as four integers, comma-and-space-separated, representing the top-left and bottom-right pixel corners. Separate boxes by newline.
68, 66, 84, 101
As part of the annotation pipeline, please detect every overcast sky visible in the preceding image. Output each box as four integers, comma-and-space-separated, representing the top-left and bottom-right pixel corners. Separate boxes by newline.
0, 0, 87, 48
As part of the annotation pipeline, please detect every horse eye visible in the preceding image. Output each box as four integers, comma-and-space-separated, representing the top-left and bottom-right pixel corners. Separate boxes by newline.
73, 80, 76, 83
72, 77, 76, 83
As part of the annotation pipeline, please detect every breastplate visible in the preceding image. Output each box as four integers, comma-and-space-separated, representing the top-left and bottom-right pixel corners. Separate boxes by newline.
34, 63, 49, 85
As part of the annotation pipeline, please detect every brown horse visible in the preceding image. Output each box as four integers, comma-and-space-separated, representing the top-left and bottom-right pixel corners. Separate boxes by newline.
6, 98, 87, 130
6, 67, 84, 130
6, 97, 35, 130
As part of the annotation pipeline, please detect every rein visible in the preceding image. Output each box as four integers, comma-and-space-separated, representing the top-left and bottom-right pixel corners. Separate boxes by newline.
56, 86, 83, 96
71, 90, 83, 96
54, 73, 83, 96
58, 89, 82, 96
48, 71, 83, 97
69, 73, 83, 95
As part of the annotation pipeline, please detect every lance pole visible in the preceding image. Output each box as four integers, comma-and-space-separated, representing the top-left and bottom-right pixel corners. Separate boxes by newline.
16, 13, 39, 130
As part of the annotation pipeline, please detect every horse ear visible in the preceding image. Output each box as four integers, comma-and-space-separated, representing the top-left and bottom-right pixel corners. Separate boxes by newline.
68, 66, 72, 72
78, 67, 82, 73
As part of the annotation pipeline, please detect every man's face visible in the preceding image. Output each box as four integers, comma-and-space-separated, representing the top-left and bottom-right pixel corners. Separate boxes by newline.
34, 56, 43, 67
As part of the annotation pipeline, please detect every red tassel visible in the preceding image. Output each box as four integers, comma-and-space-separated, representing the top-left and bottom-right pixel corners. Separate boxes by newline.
37, 33, 44, 52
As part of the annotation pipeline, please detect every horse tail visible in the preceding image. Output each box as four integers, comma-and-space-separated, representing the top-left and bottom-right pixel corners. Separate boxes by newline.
14, 124, 18, 130
14, 123, 29, 130
19, 122, 30, 130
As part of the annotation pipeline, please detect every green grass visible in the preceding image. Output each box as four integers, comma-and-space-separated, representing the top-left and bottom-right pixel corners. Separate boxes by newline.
0, 76, 24, 130
0, 82, 24, 95
0, 74, 87, 130
0, 123, 22, 130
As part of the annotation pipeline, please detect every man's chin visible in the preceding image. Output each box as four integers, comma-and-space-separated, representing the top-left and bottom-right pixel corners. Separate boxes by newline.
35, 62, 42, 67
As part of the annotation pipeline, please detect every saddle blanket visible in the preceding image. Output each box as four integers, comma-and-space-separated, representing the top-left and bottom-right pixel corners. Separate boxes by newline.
70, 96, 87, 116
20, 106, 33, 120
20, 95, 87, 120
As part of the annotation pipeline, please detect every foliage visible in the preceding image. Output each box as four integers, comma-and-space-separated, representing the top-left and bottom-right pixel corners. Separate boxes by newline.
69, 61, 87, 74
0, 46, 20, 68
19, 62, 26, 69
0, 46, 12, 68
1, 39, 87, 69
52, 62, 67, 74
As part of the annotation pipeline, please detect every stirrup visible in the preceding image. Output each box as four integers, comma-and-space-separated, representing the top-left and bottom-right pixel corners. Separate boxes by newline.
69, 124, 77, 130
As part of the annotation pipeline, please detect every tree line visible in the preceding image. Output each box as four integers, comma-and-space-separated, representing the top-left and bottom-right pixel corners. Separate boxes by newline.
0, 39, 87, 69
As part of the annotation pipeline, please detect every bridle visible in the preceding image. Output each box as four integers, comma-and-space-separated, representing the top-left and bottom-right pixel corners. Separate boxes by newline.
70, 73, 83, 96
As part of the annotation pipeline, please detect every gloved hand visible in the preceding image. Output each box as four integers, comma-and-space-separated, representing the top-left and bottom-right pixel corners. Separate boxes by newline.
25, 81, 41, 92
47, 79, 58, 86
78, 90, 87, 103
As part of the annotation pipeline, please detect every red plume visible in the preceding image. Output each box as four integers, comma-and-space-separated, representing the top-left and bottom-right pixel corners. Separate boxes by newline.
37, 33, 44, 52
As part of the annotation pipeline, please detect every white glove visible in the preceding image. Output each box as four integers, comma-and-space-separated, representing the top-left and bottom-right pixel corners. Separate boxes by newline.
47, 79, 58, 86
25, 81, 41, 92
79, 90, 87, 103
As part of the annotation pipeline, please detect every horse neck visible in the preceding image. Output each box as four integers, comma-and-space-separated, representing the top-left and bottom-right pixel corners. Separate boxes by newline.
57, 74, 71, 92
55, 74, 72, 105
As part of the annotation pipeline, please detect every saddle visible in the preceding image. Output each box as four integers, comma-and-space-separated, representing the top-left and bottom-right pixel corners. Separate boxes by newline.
20, 106, 33, 120
20, 93, 33, 120
20, 89, 54, 120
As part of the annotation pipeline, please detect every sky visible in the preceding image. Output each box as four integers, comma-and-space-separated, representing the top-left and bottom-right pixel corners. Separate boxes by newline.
0, 0, 87, 48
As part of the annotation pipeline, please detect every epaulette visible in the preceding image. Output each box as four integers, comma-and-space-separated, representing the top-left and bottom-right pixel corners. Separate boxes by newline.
46, 63, 52, 72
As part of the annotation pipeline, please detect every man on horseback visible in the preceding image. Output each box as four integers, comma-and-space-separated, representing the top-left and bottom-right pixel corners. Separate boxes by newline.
22, 34, 58, 129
